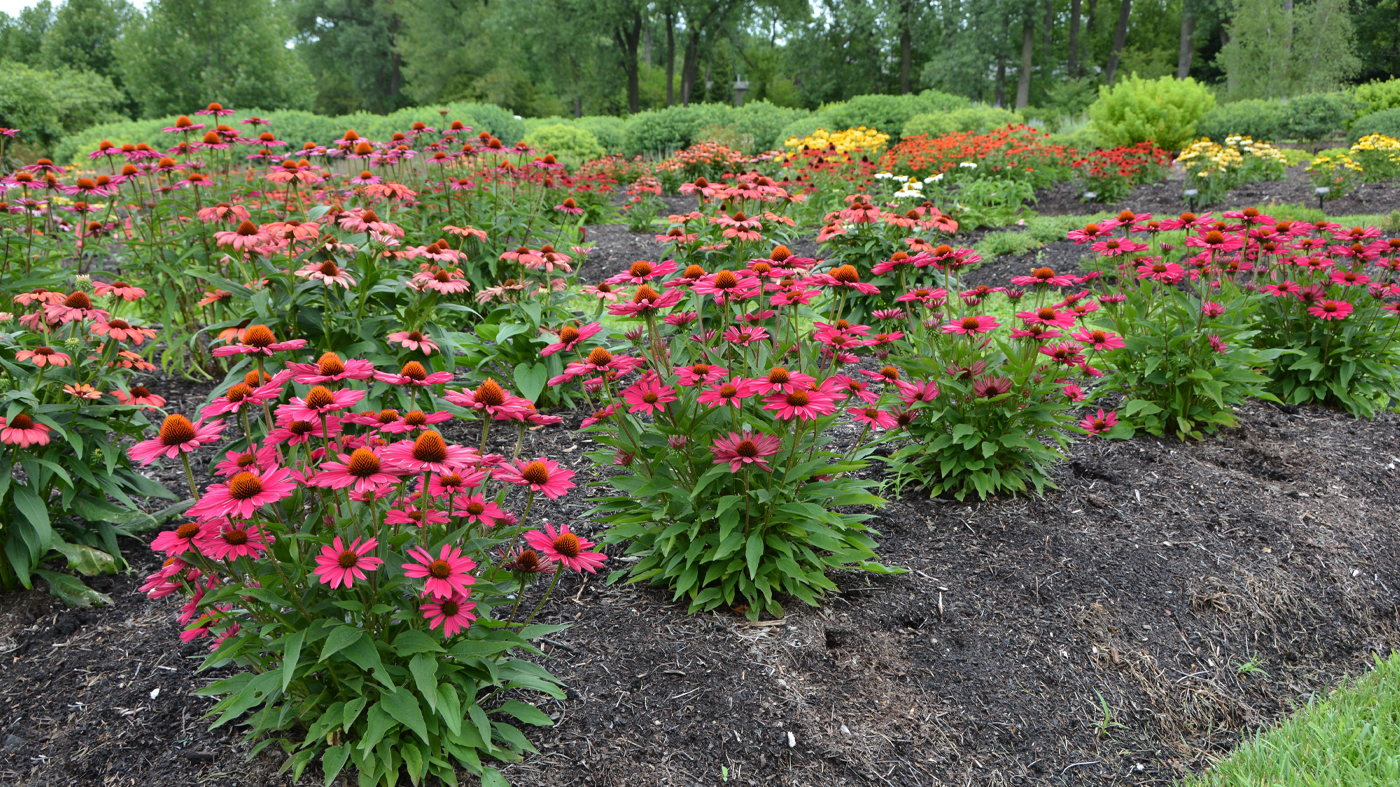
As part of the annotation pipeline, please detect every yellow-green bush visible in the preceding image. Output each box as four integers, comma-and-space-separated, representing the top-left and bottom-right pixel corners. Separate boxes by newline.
1089, 74, 1216, 152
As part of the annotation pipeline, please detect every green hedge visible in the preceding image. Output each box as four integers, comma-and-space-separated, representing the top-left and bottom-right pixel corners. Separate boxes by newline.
1197, 99, 1287, 143
54, 102, 525, 164
620, 101, 808, 155
0, 61, 124, 152
902, 106, 1023, 138
1349, 107, 1400, 143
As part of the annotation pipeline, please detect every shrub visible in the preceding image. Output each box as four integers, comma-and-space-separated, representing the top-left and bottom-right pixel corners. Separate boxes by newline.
1348, 107, 1400, 143
0, 283, 176, 599
816, 91, 969, 144
522, 123, 605, 162
1280, 92, 1359, 144
0, 60, 124, 153
548, 252, 904, 619
1352, 78, 1400, 118
574, 115, 628, 153
902, 106, 1023, 139
1197, 99, 1287, 143
885, 261, 1100, 499
732, 100, 810, 151
1348, 133, 1400, 182
1089, 74, 1217, 152
622, 103, 736, 155
137, 352, 594, 786
1049, 123, 1103, 151
1072, 216, 1280, 438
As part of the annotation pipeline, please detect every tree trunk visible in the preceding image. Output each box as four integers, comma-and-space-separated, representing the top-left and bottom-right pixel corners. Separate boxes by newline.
1281, 0, 1294, 87
1017, 15, 1034, 109
1177, 1, 1195, 78
613, 10, 643, 114
995, 17, 1009, 107
1104, 0, 1132, 85
680, 31, 699, 105
1068, 0, 1082, 76
644, 15, 652, 67
1087, 0, 1097, 35
1043, 0, 1053, 51
665, 9, 676, 106
899, 0, 913, 93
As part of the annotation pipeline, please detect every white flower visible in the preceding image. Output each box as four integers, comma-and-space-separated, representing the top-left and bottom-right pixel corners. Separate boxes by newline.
874, 172, 894, 180
894, 189, 922, 199
893, 175, 910, 182
959, 161, 978, 169
924, 174, 943, 183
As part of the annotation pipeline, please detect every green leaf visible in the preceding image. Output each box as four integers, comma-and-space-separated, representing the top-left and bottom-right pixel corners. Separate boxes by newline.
53, 542, 116, 576
33, 569, 112, 608
281, 630, 305, 693
381, 688, 430, 745
409, 654, 439, 714
322, 745, 350, 787
468, 703, 495, 752
513, 361, 548, 404
495, 700, 553, 727
12, 485, 52, 554
436, 683, 462, 736
481, 768, 509, 787
319, 625, 363, 662
745, 532, 764, 580
392, 628, 446, 656
342, 636, 396, 691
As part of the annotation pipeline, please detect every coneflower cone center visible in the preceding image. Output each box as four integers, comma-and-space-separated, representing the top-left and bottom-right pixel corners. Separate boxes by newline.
735, 440, 759, 458
305, 386, 336, 409
400, 362, 427, 381
64, 291, 92, 310
768, 368, 790, 385
558, 326, 580, 344
226, 383, 252, 402
176, 522, 201, 539
466, 501, 485, 515
404, 410, 428, 426
587, 347, 612, 366
428, 559, 453, 579
521, 461, 550, 485
223, 528, 249, 545
318, 353, 346, 376
552, 533, 581, 558
348, 448, 381, 477
228, 472, 264, 500
412, 432, 448, 463
786, 390, 810, 407
244, 325, 276, 347
337, 551, 359, 569
160, 415, 196, 445
440, 599, 460, 615
476, 379, 505, 406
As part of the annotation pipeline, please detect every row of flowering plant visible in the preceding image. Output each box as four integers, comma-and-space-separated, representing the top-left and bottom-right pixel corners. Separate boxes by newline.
547, 247, 905, 619
134, 335, 599, 786
880, 258, 1112, 498
0, 279, 176, 598
1073, 142, 1172, 204
1070, 211, 1281, 438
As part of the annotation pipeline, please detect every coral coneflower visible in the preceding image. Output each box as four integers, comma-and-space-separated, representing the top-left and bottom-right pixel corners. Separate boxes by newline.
524, 523, 606, 574
0, 413, 51, 447
492, 457, 575, 499
710, 431, 782, 472
128, 415, 224, 464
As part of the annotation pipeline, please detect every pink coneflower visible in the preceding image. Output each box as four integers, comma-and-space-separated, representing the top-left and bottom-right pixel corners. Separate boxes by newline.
452, 493, 506, 526
1009, 267, 1075, 287
444, 379, 532, 421
113, 385, 166, 409
1071, 328, 1126, 351
404, 544, 477, 599
0, 414, 51, 447
312, 447, 404, 495
200, 381, 279, 418
377, 409, 452, 435
524, 522, 606, 573
287, 352, 375, 384
93, 280, 146, 300
278, 386, 365, 421
553, 197, 585, 215
44, 291, 108, 325
129, 415, 224, 464
1062, 383, 1085, 402
211, 324, 307, 357
213, 220, 270, 251
621, 377, 677, 415
493, 457, 575, 499
540, 323, 602, 356
753, 367, 816, 395
375, 360, 454, 387
313, 537, 383, 589
196, 521, 272, 561
151, 520, 214, 556
1015, 307, 1077, 329
850, 407, 897, 430
605, 259, 677, 286
189, 466, 296, 520
421, 591, 476, 636
763, 387, 837, 421
1080, 409, 1118, 435
1308, 300, 1353, 320
607, 283, 685, 317
1208, 334, 1229, 353
697, 379, 755, 409
710, 431, 782, 473
337, 208, 402, 237
348, 169, 381, 186
942, 315, 1000, 335
382, 430, 479, 475
723, 325, 770, 346
295, 260, 356, 288
63, 383, 101, 400
90, 319, 157, 345
387, 329, 439, 355
213, 444, 280, 477
268, 415, 340, 446
1200, 301, 1226, 317
16, 346, 72, 367
675, 363, 728, 387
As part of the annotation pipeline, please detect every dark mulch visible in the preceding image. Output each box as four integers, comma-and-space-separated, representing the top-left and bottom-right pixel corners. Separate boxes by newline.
2, 382, 1398, 787
3, 197, 1400, 787
1036, 164, 1400, 218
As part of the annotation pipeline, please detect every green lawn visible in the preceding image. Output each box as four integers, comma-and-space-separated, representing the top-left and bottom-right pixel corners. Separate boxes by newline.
1185, 651, 1400, 787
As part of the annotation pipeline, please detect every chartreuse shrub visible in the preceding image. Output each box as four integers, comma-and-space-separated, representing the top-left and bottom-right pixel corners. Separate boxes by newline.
1353, 78, 1400, 118
1089, 74, 1216, 152
521, 124, 605, 163
902, 106, 1023, 139
136, 349, 598, 786
1281, 92, 1359, 147
0, 281, 176, 600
